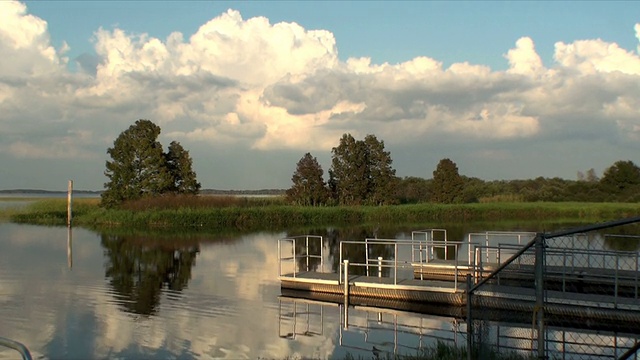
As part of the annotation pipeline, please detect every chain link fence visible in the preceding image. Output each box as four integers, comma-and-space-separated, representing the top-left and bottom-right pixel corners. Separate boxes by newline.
467, 217, 640, 360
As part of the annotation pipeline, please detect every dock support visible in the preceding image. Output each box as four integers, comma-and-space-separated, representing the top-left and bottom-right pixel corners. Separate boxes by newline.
343, 260, 349, 297
535, 233, 546, 359
343, 259, 349, 330
466, 274, 473, 360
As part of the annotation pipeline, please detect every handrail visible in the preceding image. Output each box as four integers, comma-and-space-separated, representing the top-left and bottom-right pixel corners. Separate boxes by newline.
469, 235, 540, 293
467, 231, 536, 266
339, 239, 463, 290
0, 337, 32, 360
278, 235, 324, 278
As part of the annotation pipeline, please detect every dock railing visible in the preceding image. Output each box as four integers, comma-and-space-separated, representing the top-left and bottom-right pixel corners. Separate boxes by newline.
0, 337, 32, 360
467, 231, 536, 266
411, 229, 448, 263
278, 235, 324, 278
339, 238, 465, 292
467, 216, 640, 360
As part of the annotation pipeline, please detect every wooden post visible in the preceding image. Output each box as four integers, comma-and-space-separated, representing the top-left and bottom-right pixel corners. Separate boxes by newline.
67, 180, 73, 227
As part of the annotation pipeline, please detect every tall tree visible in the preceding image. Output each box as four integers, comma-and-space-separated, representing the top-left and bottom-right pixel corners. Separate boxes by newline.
329, 134, 369, 205
102, 119, 172, 207
165, 141, 201, 195
364, 134, 397, 205
430, 158, 464, 204
286, 153, 328, 206
329, 133, 397, 205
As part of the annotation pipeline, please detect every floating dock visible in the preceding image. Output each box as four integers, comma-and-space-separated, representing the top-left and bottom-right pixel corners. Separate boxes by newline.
278, 227, 640, 322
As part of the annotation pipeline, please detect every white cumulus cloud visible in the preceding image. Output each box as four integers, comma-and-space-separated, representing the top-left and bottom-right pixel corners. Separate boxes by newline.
1, 2, 640, 189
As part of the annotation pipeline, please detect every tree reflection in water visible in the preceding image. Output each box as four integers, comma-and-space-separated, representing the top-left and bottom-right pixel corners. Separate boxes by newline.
101, 234, 199, 316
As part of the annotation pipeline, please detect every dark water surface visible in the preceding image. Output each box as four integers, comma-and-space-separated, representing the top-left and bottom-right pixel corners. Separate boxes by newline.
1, 220, 638, 359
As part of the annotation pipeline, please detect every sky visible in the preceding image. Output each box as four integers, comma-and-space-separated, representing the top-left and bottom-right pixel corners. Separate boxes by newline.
1, 1, 640, 191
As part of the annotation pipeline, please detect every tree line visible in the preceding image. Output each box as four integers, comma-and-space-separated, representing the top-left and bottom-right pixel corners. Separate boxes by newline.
286, 137, 640, 205
101, 120, 640, 207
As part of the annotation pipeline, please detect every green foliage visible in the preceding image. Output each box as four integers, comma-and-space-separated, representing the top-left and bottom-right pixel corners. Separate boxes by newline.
165, 141, 201, 195
430, 158, 464, 204
286, 152, 329, 206
395, 176, 431, 204
364, 134, 398, 205
600, 160, 640, 200
329, 133, 398, 205
101, 119, 200, 208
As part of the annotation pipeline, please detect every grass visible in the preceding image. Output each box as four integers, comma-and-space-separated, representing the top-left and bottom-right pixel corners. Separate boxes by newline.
8, 195, 640, 231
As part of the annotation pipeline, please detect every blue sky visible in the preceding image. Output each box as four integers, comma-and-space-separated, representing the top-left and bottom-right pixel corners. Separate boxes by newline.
26, 1, 639, 69
2, 1, 640, 191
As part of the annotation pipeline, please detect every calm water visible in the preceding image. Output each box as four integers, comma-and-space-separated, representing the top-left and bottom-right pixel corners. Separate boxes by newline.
1, 220, 639, 359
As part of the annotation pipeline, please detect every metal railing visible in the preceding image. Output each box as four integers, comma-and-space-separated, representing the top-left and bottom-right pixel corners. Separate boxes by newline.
467, 216, 640, 360
278, 235, 324, 278
338, 238, 465, 291
467, 231, 536, 266
411, 229, 448, 262
0, 337, 32, 360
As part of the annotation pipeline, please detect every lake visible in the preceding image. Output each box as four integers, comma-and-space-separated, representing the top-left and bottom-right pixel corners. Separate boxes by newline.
1, 220, 639, 359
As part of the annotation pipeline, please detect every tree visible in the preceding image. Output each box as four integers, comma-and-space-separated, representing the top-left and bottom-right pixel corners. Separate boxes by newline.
329, 134, 369, 205
165, 141, 201, 195
286, 152, 328, 206
600, 160, 640, 196
395, 176, 430, 204
328, 133, 397, 205
430, 158, 464, 204
101, 119, 200, 207
363, 134, 397, 205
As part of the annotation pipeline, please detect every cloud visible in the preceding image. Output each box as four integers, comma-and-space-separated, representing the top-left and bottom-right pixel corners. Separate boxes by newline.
505, 37, 544, 76
1, 2, 640, 189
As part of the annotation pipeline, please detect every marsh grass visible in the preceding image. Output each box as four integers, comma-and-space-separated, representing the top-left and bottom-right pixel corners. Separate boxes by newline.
9, 196, 640, 231
120, 194, 286, 211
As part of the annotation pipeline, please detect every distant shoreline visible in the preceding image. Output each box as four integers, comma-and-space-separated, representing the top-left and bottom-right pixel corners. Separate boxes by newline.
0, 189, 286, 196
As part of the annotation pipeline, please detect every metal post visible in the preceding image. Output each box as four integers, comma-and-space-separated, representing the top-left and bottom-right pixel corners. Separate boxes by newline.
343, 260, 349, 297
343, 297, 349, 330
466, 274, 473, 360
615, 254, 619, 308
292, 240, 297, 278
378, 256, 383, 278
634, 254, 640, 299
339, 244, 343, 285
365, 238, 370, 276
320, 236, 324, 272
535, 233, 546, 359
468, 234, 472, 266
305, 236, 309, 271
394, 243, 398, 285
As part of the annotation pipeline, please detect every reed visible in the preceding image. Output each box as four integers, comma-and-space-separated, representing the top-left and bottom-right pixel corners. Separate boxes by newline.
10, 199, 640, 230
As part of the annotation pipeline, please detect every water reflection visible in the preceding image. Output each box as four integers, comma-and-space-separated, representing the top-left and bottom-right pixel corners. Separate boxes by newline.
1, 220, 640, 360
101, 234, 199, 315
